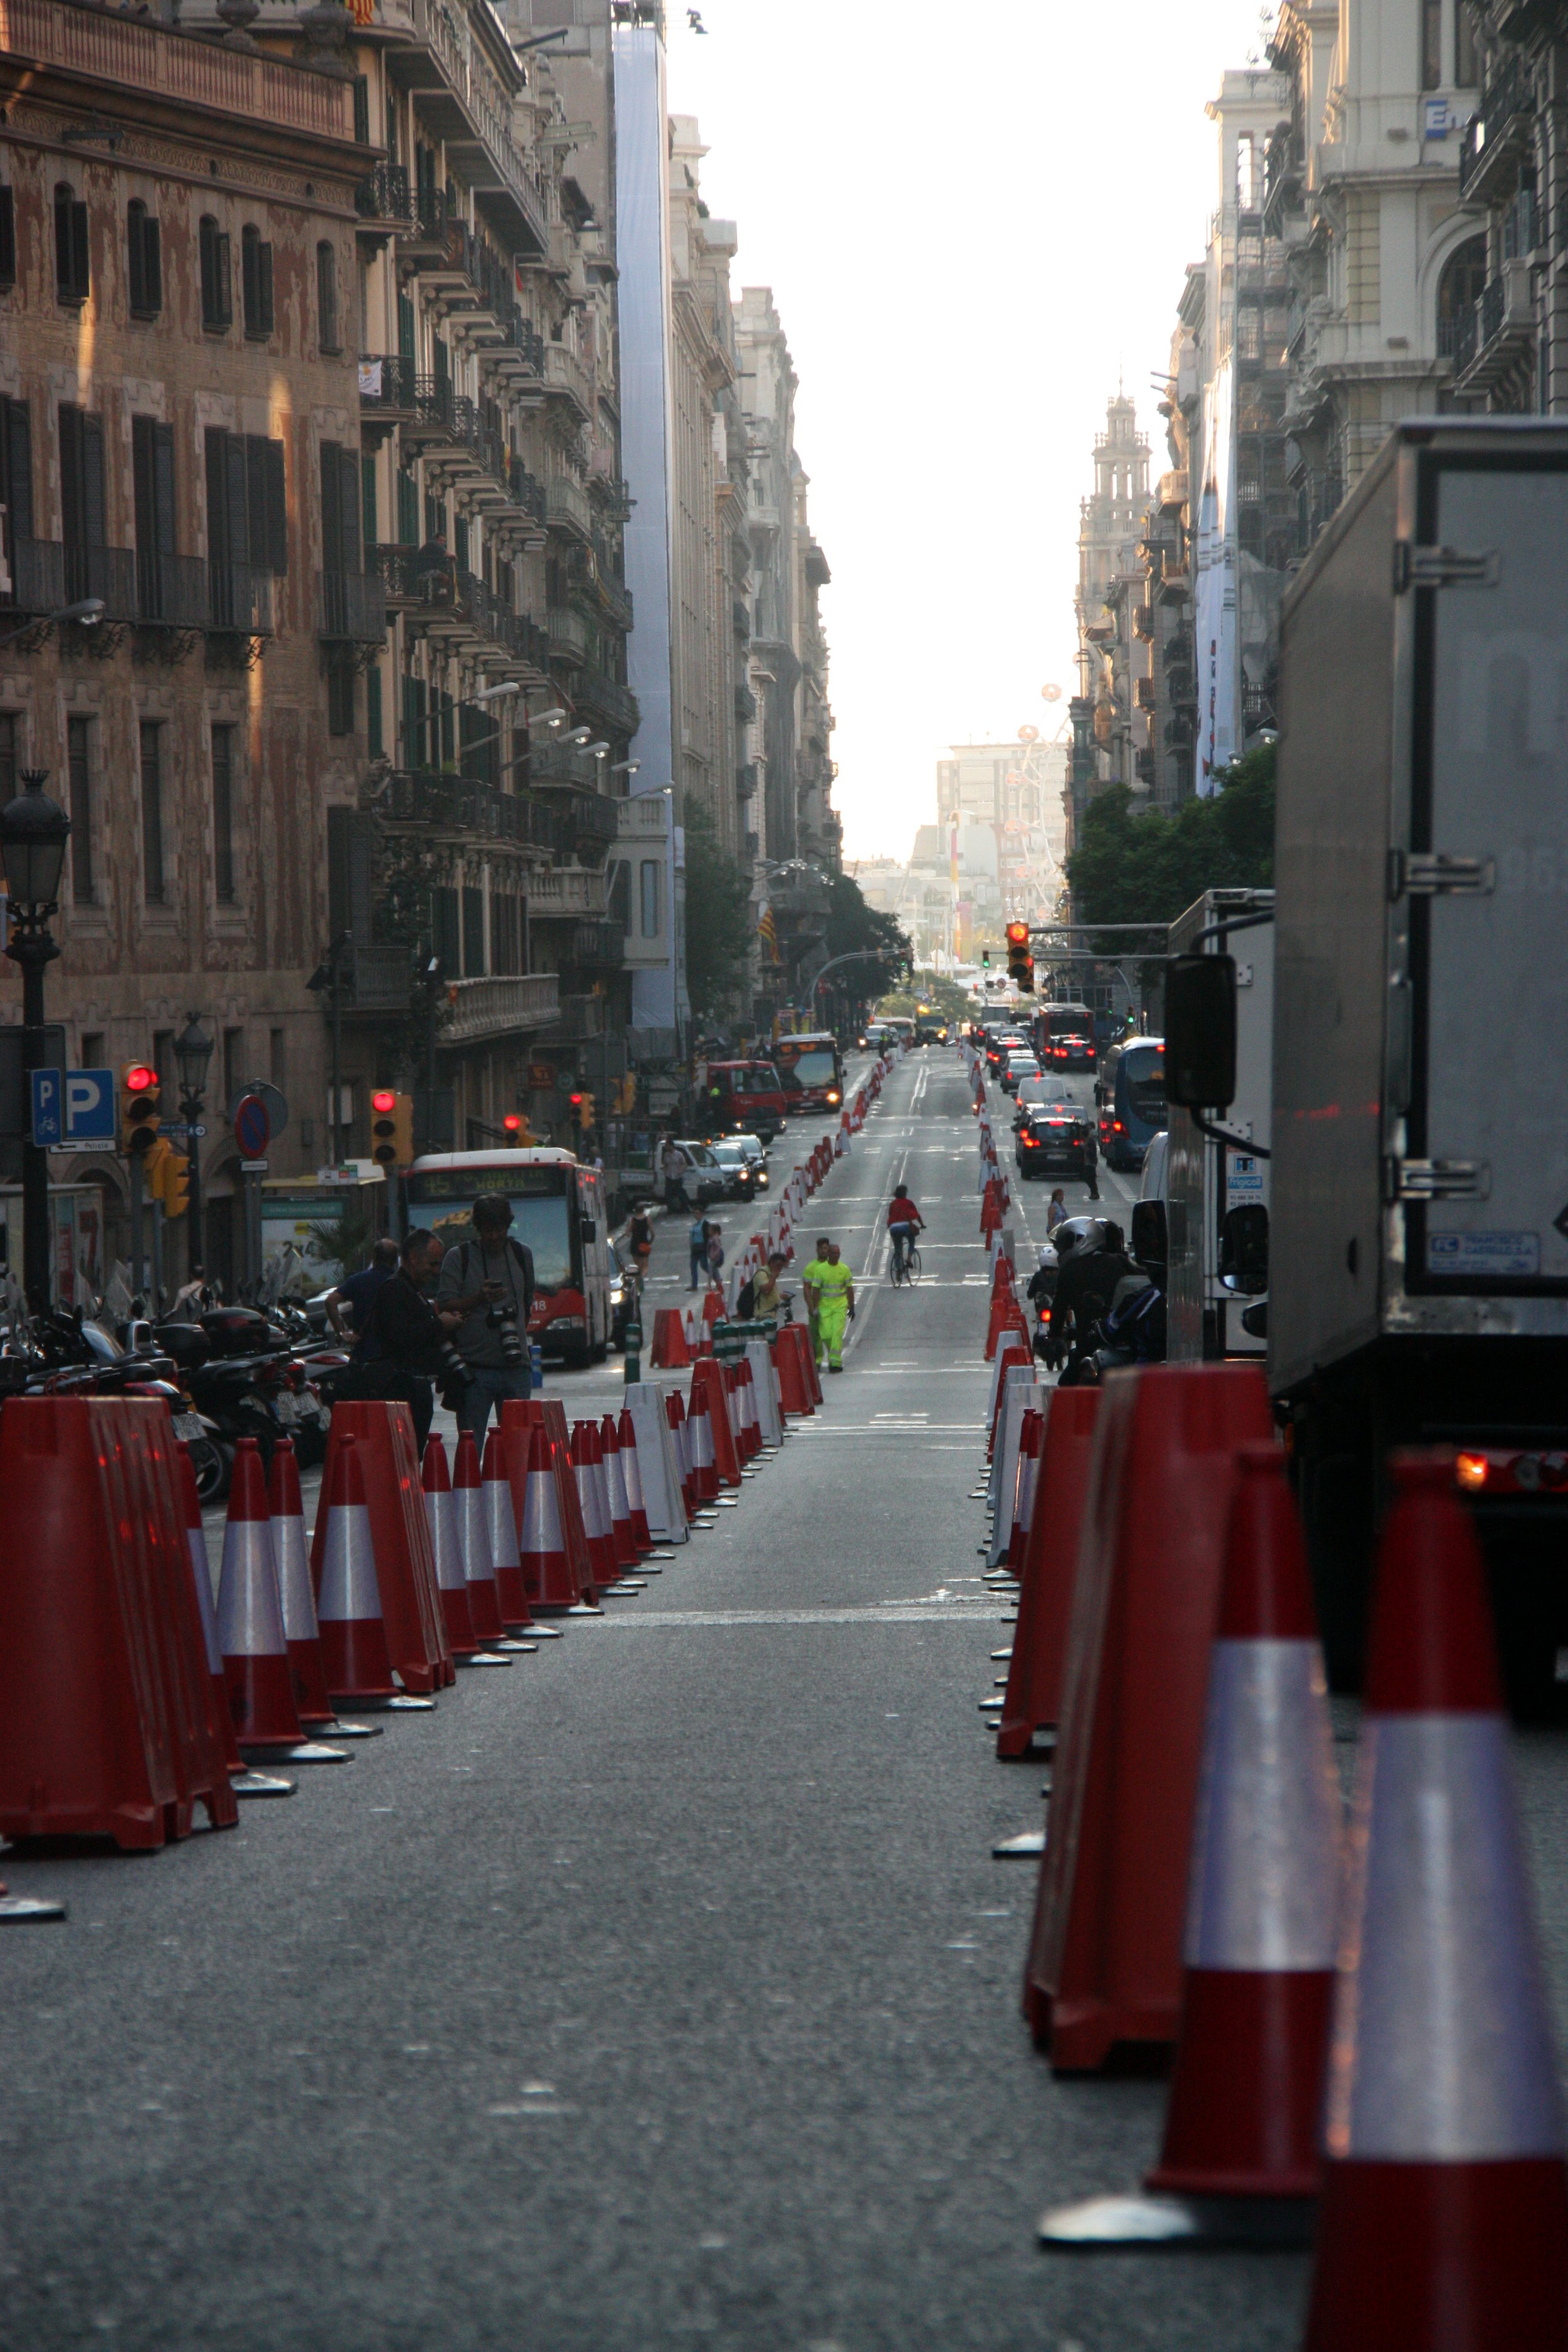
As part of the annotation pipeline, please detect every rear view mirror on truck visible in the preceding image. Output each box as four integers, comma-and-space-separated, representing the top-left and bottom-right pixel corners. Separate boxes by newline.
1130, 1199, 1167, 1267
1219, 1203, 1270, 1294
1163, 953, 1237, 1108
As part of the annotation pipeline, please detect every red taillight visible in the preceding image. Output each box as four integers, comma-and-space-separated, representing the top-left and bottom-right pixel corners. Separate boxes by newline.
1113, 1120, 1125, 1133
1456, 1452, 1489, 1491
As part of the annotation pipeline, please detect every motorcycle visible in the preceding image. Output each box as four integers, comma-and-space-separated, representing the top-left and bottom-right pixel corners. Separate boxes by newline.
0, 1306, 228, 1498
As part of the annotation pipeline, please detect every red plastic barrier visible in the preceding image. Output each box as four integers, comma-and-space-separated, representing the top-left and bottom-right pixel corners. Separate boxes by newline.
501, 1397, 595, 1607
311, 1401, 453, 1692
649, 1307, 691, 1370
997, 1387, 1102, 1756
1022, 1364, 1274, 2071
0, 1397, 237, 1849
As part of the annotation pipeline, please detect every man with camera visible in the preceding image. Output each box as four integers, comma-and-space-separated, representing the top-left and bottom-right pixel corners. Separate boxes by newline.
437, 1192, 535, 1448
363, 1226, 467, 1452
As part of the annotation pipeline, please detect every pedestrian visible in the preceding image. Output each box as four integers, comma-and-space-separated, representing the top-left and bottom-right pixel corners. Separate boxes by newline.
751, 1250, 788, 1322
664, 1136, 691, 1212
325, 1234, 399, 1353
704, 1221, 725, 1291
627, 1204, 654, 1278
416, 525, 453, 607
435, 1193, 536, 1450
1046, 1187, 1067, 1235
688, 1211, 708, 1291
813, 1241, 856, 1374
364, 1227, 463, 1452
801, 1234, 834, 1368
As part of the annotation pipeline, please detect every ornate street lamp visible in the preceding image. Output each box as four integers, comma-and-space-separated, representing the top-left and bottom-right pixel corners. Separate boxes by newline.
174, 1012, 214, 1281
0, 770, 71, 1313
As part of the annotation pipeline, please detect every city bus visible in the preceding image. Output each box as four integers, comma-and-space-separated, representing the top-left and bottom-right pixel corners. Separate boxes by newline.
1031, 1000, 1098, 1069
404, 1149, 613, 1366
771, 1029, 845, 1115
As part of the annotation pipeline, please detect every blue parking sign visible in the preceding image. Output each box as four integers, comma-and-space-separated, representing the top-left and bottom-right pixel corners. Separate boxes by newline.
29, 1067, 62, 1148
64, 1067, 116, 1142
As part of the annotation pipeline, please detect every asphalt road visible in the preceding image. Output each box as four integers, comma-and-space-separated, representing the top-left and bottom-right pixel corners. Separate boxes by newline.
3, 1049, 1567, 2350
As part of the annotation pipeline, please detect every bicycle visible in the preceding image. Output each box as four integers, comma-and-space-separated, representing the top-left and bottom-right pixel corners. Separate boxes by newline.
890, 1240, 921, 1286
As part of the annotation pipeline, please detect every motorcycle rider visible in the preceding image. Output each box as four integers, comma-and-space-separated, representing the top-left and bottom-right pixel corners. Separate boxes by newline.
1050, 1219, 1134, 1383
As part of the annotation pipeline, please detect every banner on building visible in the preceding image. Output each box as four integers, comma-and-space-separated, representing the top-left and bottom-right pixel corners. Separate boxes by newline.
1194, 354, 1239, 793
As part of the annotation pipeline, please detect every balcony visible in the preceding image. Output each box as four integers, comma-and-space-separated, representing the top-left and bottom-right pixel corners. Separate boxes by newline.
734, 681, 758, 725
546, 605, 590, 666
575, 663, 639, 737
1157, 469, 1188, 515
0, 0, 352, 142
207, 561, 273, 638
376, 0, 548, 256
735, 761, 758, 800
441, 972, 560, 1046
732, 598, 750, 640
589, 473, 635, 521
3, 537, 135, 623
1459, 51, 1535, 205
355, 164, 414, 236
534, 992, 605, 1046
342, 945, 413, 1015
544, 477, 592, 542
359, 354, 418, 432
568, 918, 623, 970
317, 570, 387, 644
1131, 603, 1155, 642
526, 867, 607, 918
1453, 262, 1536, 392
542, 341, 594, 424
479, 304, 546, 384
1133, 675, 1157, 712
135, 548, 209, 631
379, 769, 568, 854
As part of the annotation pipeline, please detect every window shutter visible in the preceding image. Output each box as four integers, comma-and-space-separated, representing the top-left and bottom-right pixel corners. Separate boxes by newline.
128, 203, 144, 314
339, 447, 362, 573
204, 427, 228, 566
142, 215, 161, 315
199, 219, 215, 323
245, 437, 270, 576
397, 290, 415, 361
217, 231, 231, 326
352, 75, 370, 145
241, 226, 257, 327
82, 415, 105, 548
258, 240, 273, 335
361, 452, 377, 550
132, 414, 154, 553
3, 397, 32, 543
0, 188, 14, 290
327, 804, 375, 943
153, 421, 176, 556
320, 439, 343, 575
72, 199, 89, 300
225, 432, 250, 569
462, 884, 485, 978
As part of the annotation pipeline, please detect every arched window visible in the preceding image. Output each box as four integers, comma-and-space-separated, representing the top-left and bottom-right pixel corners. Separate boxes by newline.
54, 181, 89, 305
316, 240, 339, 354
127, 198, 161, 319
199, 215, 231, 331
1437, 235, 1486, 358
241, 223, 273, 338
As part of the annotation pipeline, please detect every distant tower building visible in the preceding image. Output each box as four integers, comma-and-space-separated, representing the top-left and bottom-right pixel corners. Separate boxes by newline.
1070, 393, 1150, 842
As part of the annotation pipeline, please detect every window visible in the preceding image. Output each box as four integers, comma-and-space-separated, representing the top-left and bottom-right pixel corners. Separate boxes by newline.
397, 289, 415, 362
327, 659, 355, 736
396, 467, 420, 545
0, 395, 31, 572
462, 884, 485, 977
361, 452, 377, 548
492, 891, 519, 975
58, 405, 105, 606
352, 74, 370, 146
0, 711, 17, 798
205, 427, 287, 594
317, 240, 339, 354
132, 416, 176, 619
127, 199, 162, 319
140, 719, 165, 903
211, 722, 236, 903
607, 859, 630, 931
54, 181, 89, 305
80, 1031, 104, 1070
222, 1026, 243, 1107
640, 859, 661, 939
199, 216, 231, 331
241, 224, 274, 337
1437, 235, 1486, 357
431, 885, 460, 975
67, 716, 94, 904
319, 441, 361, 577
0, 187, 14, 292
1421, 0, 1441, 88
366, 665, 383, 760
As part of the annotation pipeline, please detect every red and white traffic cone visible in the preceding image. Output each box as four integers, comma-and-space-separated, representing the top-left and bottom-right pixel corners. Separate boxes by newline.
177, 1442, 294, 1799
601, 1412, 653, 1569
315, 1434, 432, 1712
1303, 1453, 1568, 2349
686, 1387, 719, 1505
218, 1439, 346, 1762
665, 1388, 699, 1518
455, 1429, 531, 1651
269, 1437, 379, 1740
484, 1426, 558, 1639
518, 1422, 575, 1610
1041, 1443, 1341, 2245
569, 1421, 622, 1587
618, 1405, 659, 1555
423, 1434, 506, 1665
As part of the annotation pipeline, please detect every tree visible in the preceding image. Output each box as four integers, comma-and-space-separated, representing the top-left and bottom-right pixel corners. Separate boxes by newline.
821, 872, 911, 1017
1065, 741, 1275, 945
683, 802, 755, 1018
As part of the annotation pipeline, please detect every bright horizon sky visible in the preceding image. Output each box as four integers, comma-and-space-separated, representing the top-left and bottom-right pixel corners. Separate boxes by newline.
660, 0, 1273, 864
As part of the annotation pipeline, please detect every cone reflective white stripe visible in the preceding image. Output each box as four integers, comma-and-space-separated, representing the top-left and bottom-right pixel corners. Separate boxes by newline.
1326, 1714, 1561, 2158
521, 1445, 567, 1560
745, 1340, 783, 1447
601, 1424, 635, 1545
1172, 1638, 1338, 1972
455, 1460, 503, 1623
423, 1436, 484, 1656
426, 1478, 466, 1594
188, 1523, 223, 1674
619, 1409, 647, 1519
272, 1481, 320, 1650
217, 1507, 287, 1658
627, 1384, 689, 1542
485, 1441, 522, 1580
317, 1494, 383, 1626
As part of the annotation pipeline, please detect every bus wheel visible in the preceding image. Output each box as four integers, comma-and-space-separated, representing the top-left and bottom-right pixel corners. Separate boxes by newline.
591, 1337, 608, 1365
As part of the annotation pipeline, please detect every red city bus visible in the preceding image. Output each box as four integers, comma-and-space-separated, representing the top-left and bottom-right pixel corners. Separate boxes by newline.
405, 1149, 612, 1365
771, 1030, 845, 1115
1031, 1000, 1098, 1069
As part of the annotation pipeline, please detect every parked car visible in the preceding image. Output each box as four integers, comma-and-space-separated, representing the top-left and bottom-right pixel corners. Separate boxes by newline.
672, 1140, 727, 1206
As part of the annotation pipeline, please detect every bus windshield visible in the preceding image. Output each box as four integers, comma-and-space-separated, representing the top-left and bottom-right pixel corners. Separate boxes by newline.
406, 1168, 575, 1291
784, 1049, 837, 1088
1120, 1044, 1167, 1126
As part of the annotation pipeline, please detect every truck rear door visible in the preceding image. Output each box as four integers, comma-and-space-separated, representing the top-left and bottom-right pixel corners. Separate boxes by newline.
1407, 457, 1568, 1297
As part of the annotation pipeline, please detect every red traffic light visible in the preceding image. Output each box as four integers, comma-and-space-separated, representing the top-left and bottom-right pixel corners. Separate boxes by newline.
502, 1113, 522, 1134
569, 1092, 585, 1108
1005, 921, 1030, 946
371, 1089, 396, 1115
125, 1065, 156, 1094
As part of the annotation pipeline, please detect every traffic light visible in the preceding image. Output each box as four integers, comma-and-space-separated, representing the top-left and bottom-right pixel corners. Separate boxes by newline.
1006, 920, 1035, 992
156, 1145, 190, 1219
369, 1089, 414, 1170
568, 1089, 596, 1135
120, 1064, 161, 1157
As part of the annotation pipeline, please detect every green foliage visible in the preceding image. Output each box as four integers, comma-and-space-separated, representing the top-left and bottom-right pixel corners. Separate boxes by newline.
824, 872, 911, 994
306, 1204, 374, 1278
684, 802, 755, 1017
876, 973, 968, 1024
1065, 741, 1276, 946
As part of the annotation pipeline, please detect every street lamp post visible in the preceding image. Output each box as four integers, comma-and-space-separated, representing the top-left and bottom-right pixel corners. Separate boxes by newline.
0, 770, 72, 1314
174, 1012, 214, 1281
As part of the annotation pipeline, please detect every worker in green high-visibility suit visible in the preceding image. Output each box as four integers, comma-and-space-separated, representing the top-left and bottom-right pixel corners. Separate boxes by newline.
803, 1239, 856, 1374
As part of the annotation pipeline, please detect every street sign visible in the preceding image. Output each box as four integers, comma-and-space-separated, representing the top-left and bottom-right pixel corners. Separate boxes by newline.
240, 1157, 269, 1175
63, 1067, 116, 1142
159, 1120, 208, 1140
29, 1068, 62, 1149
233, 1093, 271, 1158
226, 1080, 289, 1139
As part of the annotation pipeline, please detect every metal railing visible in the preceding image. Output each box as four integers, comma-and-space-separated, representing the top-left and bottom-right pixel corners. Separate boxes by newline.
208, 561, 273, 635
544, 477, 592, 539
4, 538, 137, 621
576, 664, 639, 736
542, 341, 594, 416
135, 548, 208, 628
1459, 50, 1535, 199
569, 919, 623, 969
380, 769, 571, 853
355, 164, 413, 228
359, 354, 417, 413
317, 570, 388, 643
546, 605, 590, 663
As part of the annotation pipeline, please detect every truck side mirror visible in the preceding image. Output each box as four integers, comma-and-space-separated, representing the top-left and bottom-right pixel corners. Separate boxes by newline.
1219, 1203, 1269, 1294
1163, 953, 1237, 1108
1130, 1198, 1167, 1266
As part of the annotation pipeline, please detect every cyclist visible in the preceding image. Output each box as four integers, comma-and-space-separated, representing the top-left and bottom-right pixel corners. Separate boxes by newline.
887, 1185, 924, 1278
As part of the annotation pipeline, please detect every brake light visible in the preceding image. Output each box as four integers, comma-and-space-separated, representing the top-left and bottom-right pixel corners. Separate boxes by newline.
1455, 1453, 1489, 1491
1113, 1120, 1125, 1133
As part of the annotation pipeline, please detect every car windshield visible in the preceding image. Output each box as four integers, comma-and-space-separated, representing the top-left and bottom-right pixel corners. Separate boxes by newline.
712, 1143, 744, 1165
732, 1134, 763, 1155
1020, 1076, 1071, 1102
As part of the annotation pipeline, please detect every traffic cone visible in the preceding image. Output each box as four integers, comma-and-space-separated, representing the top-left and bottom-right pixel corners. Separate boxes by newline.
176, 1443, 295, 1797
310, 1401, 453, 1693
618, 1406, 654, 1550
600, 1414, 645, 1567
483, 1427, 557, 1637
651, 1308, 691, 1370
315, 1435, 427, 1709
268, 1438, 345, 1732
517, 1422, 577, 1609
686, 1382, 719, 1504
666, 1387, 699, 1516
455, 1429, 522, 1647
692, 1357, 743, 1489
569, 1420, 619, 1585
1006, 1407, 1044, 1574
773, 1327, 812, 1417
997, 1387, 1102, 1758
423, 1435, 505, 1663
1041, 1444, 1341, 2245
1302, 1453, 1568, 2349
1022, 1364, 1274, 2070
218, 1439, 346, 1761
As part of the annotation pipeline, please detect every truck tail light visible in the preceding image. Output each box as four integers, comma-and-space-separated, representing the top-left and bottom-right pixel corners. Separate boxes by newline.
1455, 1453, 1489, 1491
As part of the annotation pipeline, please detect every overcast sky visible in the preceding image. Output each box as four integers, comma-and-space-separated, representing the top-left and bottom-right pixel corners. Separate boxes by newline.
661, 0, 1274, 863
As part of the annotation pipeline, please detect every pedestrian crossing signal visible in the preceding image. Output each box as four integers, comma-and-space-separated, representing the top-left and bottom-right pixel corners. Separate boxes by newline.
370, 1089, 414, 1170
